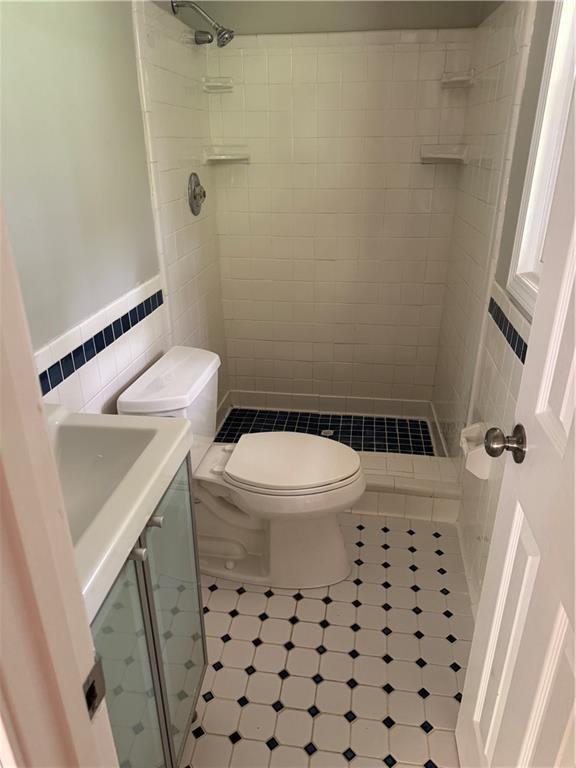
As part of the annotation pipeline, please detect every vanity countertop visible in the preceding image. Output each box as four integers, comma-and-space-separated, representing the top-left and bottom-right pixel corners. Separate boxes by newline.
46, 405, 193, 621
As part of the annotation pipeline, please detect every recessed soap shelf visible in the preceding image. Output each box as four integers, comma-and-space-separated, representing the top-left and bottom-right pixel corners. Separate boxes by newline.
203, 145, 250, 163
441, 69, 475, 88
202, 77, 234, 93
420, 144, 469, 164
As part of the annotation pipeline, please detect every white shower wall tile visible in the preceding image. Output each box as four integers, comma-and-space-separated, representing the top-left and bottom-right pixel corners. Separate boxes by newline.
208, 30, 472, 403
132, 2, 229, 399
433, 2, 536, 457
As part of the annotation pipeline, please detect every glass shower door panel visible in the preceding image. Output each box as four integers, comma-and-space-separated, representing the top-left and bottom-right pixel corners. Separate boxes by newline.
146, 460, 206, 759
92, 560, 166, 768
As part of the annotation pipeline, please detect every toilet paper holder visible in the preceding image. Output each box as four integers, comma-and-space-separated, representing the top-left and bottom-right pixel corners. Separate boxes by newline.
460, 422, 491, 479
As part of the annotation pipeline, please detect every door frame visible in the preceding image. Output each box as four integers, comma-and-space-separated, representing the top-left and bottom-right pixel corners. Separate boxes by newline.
0, 216, 118, 767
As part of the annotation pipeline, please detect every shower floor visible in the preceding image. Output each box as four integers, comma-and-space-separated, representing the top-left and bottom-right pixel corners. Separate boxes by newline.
185, 513, 472, 768
216, 410, 436, 456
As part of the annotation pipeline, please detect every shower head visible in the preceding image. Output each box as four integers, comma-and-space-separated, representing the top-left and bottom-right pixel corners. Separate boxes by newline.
171, 1, 235, 47
215, 26, 235, 48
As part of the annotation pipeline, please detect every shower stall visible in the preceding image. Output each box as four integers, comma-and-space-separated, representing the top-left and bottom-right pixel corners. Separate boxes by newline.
135, 0, 552, 601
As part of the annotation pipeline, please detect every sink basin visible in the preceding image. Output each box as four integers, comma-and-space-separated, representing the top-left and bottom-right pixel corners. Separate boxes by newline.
47, 406, 193, 621
56, 423, 156, 544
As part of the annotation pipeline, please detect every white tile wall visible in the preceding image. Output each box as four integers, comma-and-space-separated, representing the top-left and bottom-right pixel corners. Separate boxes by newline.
355, 452, 461, 523
459, 281, 531, 606
36, 276, 169, 413
133, 2, 229, 397
207, 29, 473, 402
433, 2, 536, 456
430, 2, 536, 606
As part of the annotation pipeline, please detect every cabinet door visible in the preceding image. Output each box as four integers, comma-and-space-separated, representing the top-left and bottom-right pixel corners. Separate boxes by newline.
92, 560, 167, 768
144, 459, 206, 760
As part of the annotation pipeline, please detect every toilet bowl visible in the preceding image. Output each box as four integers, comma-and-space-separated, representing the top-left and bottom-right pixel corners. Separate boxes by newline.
193, 431, 366, 588
117, 346, 365, 588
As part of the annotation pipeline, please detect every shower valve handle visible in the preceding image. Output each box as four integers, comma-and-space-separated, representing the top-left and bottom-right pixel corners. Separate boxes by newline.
188, 172, 206, 216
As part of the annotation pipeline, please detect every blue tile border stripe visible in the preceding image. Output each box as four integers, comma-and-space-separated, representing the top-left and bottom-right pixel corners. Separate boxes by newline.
38, 289, 163, 396
488, 297, 527, 364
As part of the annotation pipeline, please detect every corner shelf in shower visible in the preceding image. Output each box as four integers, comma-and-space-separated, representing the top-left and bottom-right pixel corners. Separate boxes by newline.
202, 76, 234, 93
203, 145, 250, 163
441, 69, 475, 88
420, 143, 469, 164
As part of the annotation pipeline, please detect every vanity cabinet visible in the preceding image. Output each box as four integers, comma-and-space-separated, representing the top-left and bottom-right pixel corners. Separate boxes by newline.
91, 458, 206, 768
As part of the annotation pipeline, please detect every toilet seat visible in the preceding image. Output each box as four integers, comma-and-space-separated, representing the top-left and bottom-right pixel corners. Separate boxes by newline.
224, 468, 363, 497
223, 432, 361, 494
195, 434, 366, 520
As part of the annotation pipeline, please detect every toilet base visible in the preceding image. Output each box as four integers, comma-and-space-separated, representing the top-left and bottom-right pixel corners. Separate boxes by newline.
195, 501, 351, 589
267, 513, 351, 588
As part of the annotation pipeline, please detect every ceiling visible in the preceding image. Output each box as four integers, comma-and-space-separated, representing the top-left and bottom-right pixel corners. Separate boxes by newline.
159, 1, 502, 34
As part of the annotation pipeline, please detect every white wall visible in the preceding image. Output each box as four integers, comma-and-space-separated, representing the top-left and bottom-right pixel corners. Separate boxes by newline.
133, 2, 229, 398
2, 1, 158, 349
207, 29, 473, 404
1, 0, 174, 415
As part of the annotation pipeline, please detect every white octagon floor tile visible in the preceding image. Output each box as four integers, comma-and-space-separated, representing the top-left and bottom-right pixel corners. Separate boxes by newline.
280, 676, 316, 709
269, 745, 307, 767
319, 651, 354, 682
389, 724, 429, 764
275, 708, 313, 747
315, 680, 352, 714
192, 734, 233, 768
229, 738, 271, 768
237, 703, 277, 741
351, 718, 390, 759
212, 668, 249, 701
313, 713, 351, 752
246, 672, 282, 705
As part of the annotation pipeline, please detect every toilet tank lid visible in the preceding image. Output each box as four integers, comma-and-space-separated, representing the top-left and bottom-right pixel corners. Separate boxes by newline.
117, 346, 220, 414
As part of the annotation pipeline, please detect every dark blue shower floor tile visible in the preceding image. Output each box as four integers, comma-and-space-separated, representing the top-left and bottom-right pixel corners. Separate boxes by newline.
215, 409, 435, 456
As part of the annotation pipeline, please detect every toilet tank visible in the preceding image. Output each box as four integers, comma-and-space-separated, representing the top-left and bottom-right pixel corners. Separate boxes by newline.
117, 346, 221, 471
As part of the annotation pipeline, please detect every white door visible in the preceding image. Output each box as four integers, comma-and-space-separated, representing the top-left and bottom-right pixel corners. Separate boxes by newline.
0, 217, 119, 767
455, 69, 575, 768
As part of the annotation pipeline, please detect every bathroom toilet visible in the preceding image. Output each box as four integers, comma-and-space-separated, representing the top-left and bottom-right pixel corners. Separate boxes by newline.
194, 430, 365, 587
118, 346, 366, 588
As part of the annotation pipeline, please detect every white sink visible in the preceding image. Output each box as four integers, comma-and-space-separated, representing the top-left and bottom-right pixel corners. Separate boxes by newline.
47, 406, 193, 622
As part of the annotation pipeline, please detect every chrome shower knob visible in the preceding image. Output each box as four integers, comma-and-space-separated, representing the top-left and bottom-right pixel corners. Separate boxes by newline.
188, 172, 206, 216
484, 424, 527, 464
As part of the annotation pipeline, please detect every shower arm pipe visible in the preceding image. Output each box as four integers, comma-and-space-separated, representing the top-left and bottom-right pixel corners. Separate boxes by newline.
171, 1, 223, 33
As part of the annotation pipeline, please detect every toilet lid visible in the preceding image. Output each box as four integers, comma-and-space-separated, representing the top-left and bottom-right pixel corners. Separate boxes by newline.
224, 432, 361, 491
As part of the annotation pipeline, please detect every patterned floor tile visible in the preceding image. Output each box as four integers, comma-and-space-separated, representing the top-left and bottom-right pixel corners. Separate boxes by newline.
187, 515, 473, 768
